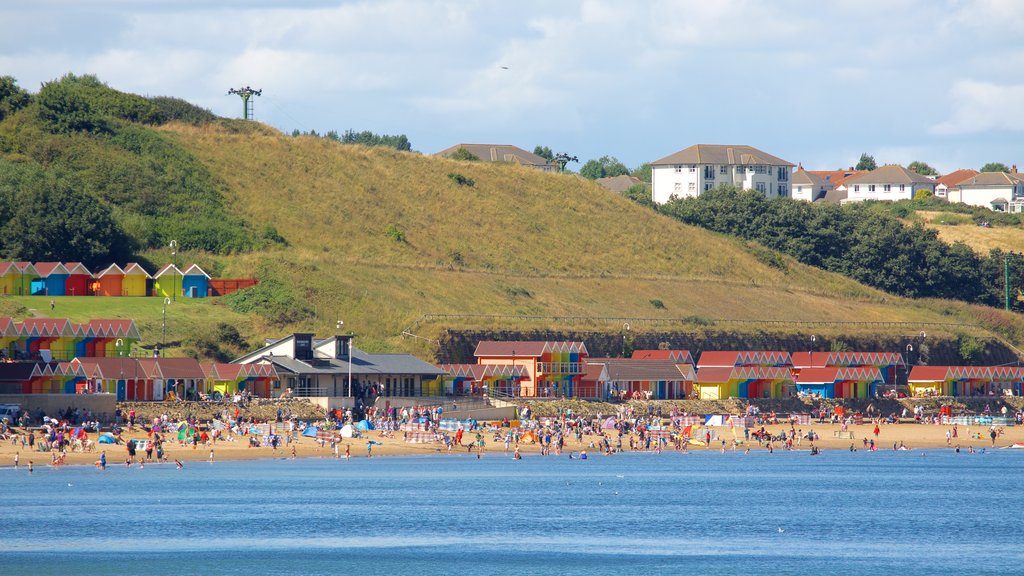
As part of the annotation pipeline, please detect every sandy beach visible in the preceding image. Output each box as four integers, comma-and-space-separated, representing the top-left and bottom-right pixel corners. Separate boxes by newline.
3, 418, 1023, 468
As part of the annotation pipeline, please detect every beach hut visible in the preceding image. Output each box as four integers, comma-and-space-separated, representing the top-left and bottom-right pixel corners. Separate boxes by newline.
32, 262, 69, 296
181, 264, 211, 298
121, 263, 151, 296
152, 264, 183, 299
10, 262, 39, 296
62, 263, 92, 296
94, 264, 125, 297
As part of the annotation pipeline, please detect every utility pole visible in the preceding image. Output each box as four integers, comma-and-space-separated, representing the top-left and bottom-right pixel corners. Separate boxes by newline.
228, 86, 262, 120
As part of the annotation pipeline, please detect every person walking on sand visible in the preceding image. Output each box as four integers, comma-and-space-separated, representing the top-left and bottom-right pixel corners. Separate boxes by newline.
345, 444, 351, 460
209, 448, 215, 463
14, 451, 19, 468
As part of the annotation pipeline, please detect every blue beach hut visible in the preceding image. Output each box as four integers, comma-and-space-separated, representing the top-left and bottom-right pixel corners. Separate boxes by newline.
181, 264, 211, 298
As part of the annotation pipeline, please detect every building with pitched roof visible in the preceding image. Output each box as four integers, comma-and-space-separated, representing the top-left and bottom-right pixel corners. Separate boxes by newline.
235, 333, 446, 401
32, 262, 70, 296
946, 170, 1024, 213
595, 174, 645, 193
581, 357, 696, 400
934, 169, 979, 200
907, 365, 1024, 397
650, 144, 794, 204
474, 340, 588, 398
843, 165, 936, 202
791, 167, 834, 202
435, 144, 556, 172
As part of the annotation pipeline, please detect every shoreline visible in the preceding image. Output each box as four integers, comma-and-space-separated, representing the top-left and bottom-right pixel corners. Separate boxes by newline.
3, 420, 1023, 468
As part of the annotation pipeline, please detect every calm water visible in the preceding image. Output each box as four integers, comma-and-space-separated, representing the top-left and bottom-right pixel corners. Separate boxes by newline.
2, 449, 1022, 575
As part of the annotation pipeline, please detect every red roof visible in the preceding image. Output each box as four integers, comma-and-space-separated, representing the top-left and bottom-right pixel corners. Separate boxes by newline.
33, 262, 68, 277
697, 351, 792, 368
807, 169, 860, 187
936, 169, 979, 188
791, 351, 905, 368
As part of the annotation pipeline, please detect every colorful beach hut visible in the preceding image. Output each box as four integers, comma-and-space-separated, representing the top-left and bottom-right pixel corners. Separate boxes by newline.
908, 366, 1024, 398
181, 264, 210, 298
694, 366, 793, 400
794, 366, 882, 399
94, 264, 125, 297
153, 264, 182, 299
631, 349, 694, 364
791, 351, 906, 388
582, 358, 695, 400
32, 262, 69, 296
474, 340, 588, 398
121, 263, 151, 296
438, 363, 528, 398
63, 263, 92, 296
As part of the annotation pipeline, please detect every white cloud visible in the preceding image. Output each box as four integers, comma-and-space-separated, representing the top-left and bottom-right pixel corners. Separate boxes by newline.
931, 80, 1024, 135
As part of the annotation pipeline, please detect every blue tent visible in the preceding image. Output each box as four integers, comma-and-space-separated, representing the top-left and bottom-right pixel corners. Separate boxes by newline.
98, 433, 117, 444
302, 426, 319, 438
356, 420, 375, 431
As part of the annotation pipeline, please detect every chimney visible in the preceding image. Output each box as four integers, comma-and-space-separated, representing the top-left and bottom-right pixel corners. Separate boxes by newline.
1013, 164, 1018, 174
798, 162, 803, 170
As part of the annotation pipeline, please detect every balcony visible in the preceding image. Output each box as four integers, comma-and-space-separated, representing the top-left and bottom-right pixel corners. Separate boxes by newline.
537, 362, 584, 375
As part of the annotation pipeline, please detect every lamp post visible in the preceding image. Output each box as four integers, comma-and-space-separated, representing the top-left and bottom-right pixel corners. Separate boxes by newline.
338, 321, 352, 398
161, 297, 171, 354
116, 337, 124, 397
169, 240, 178, 302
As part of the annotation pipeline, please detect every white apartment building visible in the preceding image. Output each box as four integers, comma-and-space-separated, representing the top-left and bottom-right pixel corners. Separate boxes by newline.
650, 144, 794, 204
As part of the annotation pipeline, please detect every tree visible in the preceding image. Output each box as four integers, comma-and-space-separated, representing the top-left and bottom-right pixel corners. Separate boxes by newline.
622, 184, 654, 208
552, 153, 578, 172
450, 147, 479, 161
981, 162, 1010, 173
340, 130, 411, 151
632, 162, 652, 183
855, 153, 877, 171
35, 77, 109, 134
579, 155, 630, 179
533, 146, 554, 161
907, 161, 938, 176
0, 75, 30, 121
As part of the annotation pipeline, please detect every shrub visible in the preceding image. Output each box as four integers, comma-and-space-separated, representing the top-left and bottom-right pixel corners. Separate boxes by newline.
649, 299, 665, 309
448, 172, 475, 187
385, 224, 406, 243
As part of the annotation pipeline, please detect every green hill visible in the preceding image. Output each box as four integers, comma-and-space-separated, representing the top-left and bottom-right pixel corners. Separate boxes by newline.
2, 75, 1024, 360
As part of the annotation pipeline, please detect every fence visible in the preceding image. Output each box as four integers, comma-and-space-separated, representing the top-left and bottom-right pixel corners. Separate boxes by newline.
942, 415, 1016, 427
404, 431, 436, 443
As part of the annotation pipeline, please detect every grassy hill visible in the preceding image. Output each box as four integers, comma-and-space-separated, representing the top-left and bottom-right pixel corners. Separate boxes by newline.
121, 121, 1023, 357
913, 211, 1024, 254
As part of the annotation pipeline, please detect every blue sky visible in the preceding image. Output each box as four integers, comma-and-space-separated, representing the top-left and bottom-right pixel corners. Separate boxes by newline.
2, 0, 1022, 173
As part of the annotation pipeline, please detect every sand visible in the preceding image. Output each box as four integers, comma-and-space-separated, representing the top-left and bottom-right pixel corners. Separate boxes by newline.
2, 419, 1022, 468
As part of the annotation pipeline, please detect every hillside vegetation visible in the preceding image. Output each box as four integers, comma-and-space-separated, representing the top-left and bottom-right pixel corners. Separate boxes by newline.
3, 75, 1024, 360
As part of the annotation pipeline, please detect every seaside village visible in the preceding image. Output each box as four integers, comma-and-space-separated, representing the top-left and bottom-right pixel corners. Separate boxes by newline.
4, 142, 1024, 457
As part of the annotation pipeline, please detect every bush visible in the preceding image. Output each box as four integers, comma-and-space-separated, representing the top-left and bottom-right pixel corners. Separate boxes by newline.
385, 224, 406, 243
649, 299, 665, 309
448, 172, 475, 187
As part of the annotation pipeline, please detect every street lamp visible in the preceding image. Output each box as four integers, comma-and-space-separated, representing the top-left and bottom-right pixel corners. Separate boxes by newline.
338, 321, 352, 398
161, 297, 171, 354
169, 240, 178, 302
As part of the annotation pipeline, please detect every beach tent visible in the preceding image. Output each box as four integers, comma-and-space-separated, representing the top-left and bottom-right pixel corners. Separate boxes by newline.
704, 415, 726, 426
601, 417, 617, 429
98, 433, 116, 444
302, 426, 319, 438
340, 424, 355, 438
356, 419, 375, 431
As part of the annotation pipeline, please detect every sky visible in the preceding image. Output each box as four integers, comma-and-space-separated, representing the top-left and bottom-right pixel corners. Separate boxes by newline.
2, 0, 1023, 173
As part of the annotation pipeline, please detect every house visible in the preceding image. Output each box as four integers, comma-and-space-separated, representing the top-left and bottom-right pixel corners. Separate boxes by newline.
63, 263, 92, 296
790, 351, 906, 393
181, 264, 211, 298
843, 165, 936, 202
474, 341, 588, 398
0, 317, 139, 362
595, 174, 644, 193
791, 167, 834, 202
235, 333, 446, 400
135, 357, 208, 401
934, 169, 979, 200
947, 170, 1024, 213
435, 144, 556, 172
807, 168, 861, 203
70, 357, 150, 400
121, 263, 151, 296
580, 357, 695, 400
32, 262, 69, 296
203, 362, 280, 399
649, 144, 794, 204
153, 264, 183, 299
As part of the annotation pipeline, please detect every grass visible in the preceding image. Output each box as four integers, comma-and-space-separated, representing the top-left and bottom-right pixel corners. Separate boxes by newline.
913, 211, 1024, 254
5, 120, 1005, 360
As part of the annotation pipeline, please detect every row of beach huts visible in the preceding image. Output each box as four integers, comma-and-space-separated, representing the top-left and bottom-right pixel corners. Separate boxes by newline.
0, 261, 255, 298
2, 324, 1022, 403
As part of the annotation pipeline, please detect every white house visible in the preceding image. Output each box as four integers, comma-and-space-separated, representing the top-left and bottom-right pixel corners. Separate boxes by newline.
934, 169, 978, 200
650, 144, 794, 204
843, 165, 935, 203
947, 171, 1024, 212
791, 168, 834, 202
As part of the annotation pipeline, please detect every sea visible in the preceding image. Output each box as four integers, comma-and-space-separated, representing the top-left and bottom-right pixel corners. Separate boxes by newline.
2, 448, 1022, 576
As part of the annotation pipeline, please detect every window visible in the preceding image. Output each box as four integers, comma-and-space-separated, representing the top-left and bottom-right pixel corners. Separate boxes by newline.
899, 184, 905, 192
674, 165, 682, 173
689, 165, 697, 173
777, 167, 789, 181
778, 184, 787, 196
688, 182, 696, 192
868, 185, 876, 192
796, 186, 803, 193
720, 165, 727, 174
854, 185, 860, 192
704, 165, 715, 179
883, 184, 891, 192
704, 182, 714, 191
674, 182, 682, 192
756, 182, 766, 193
